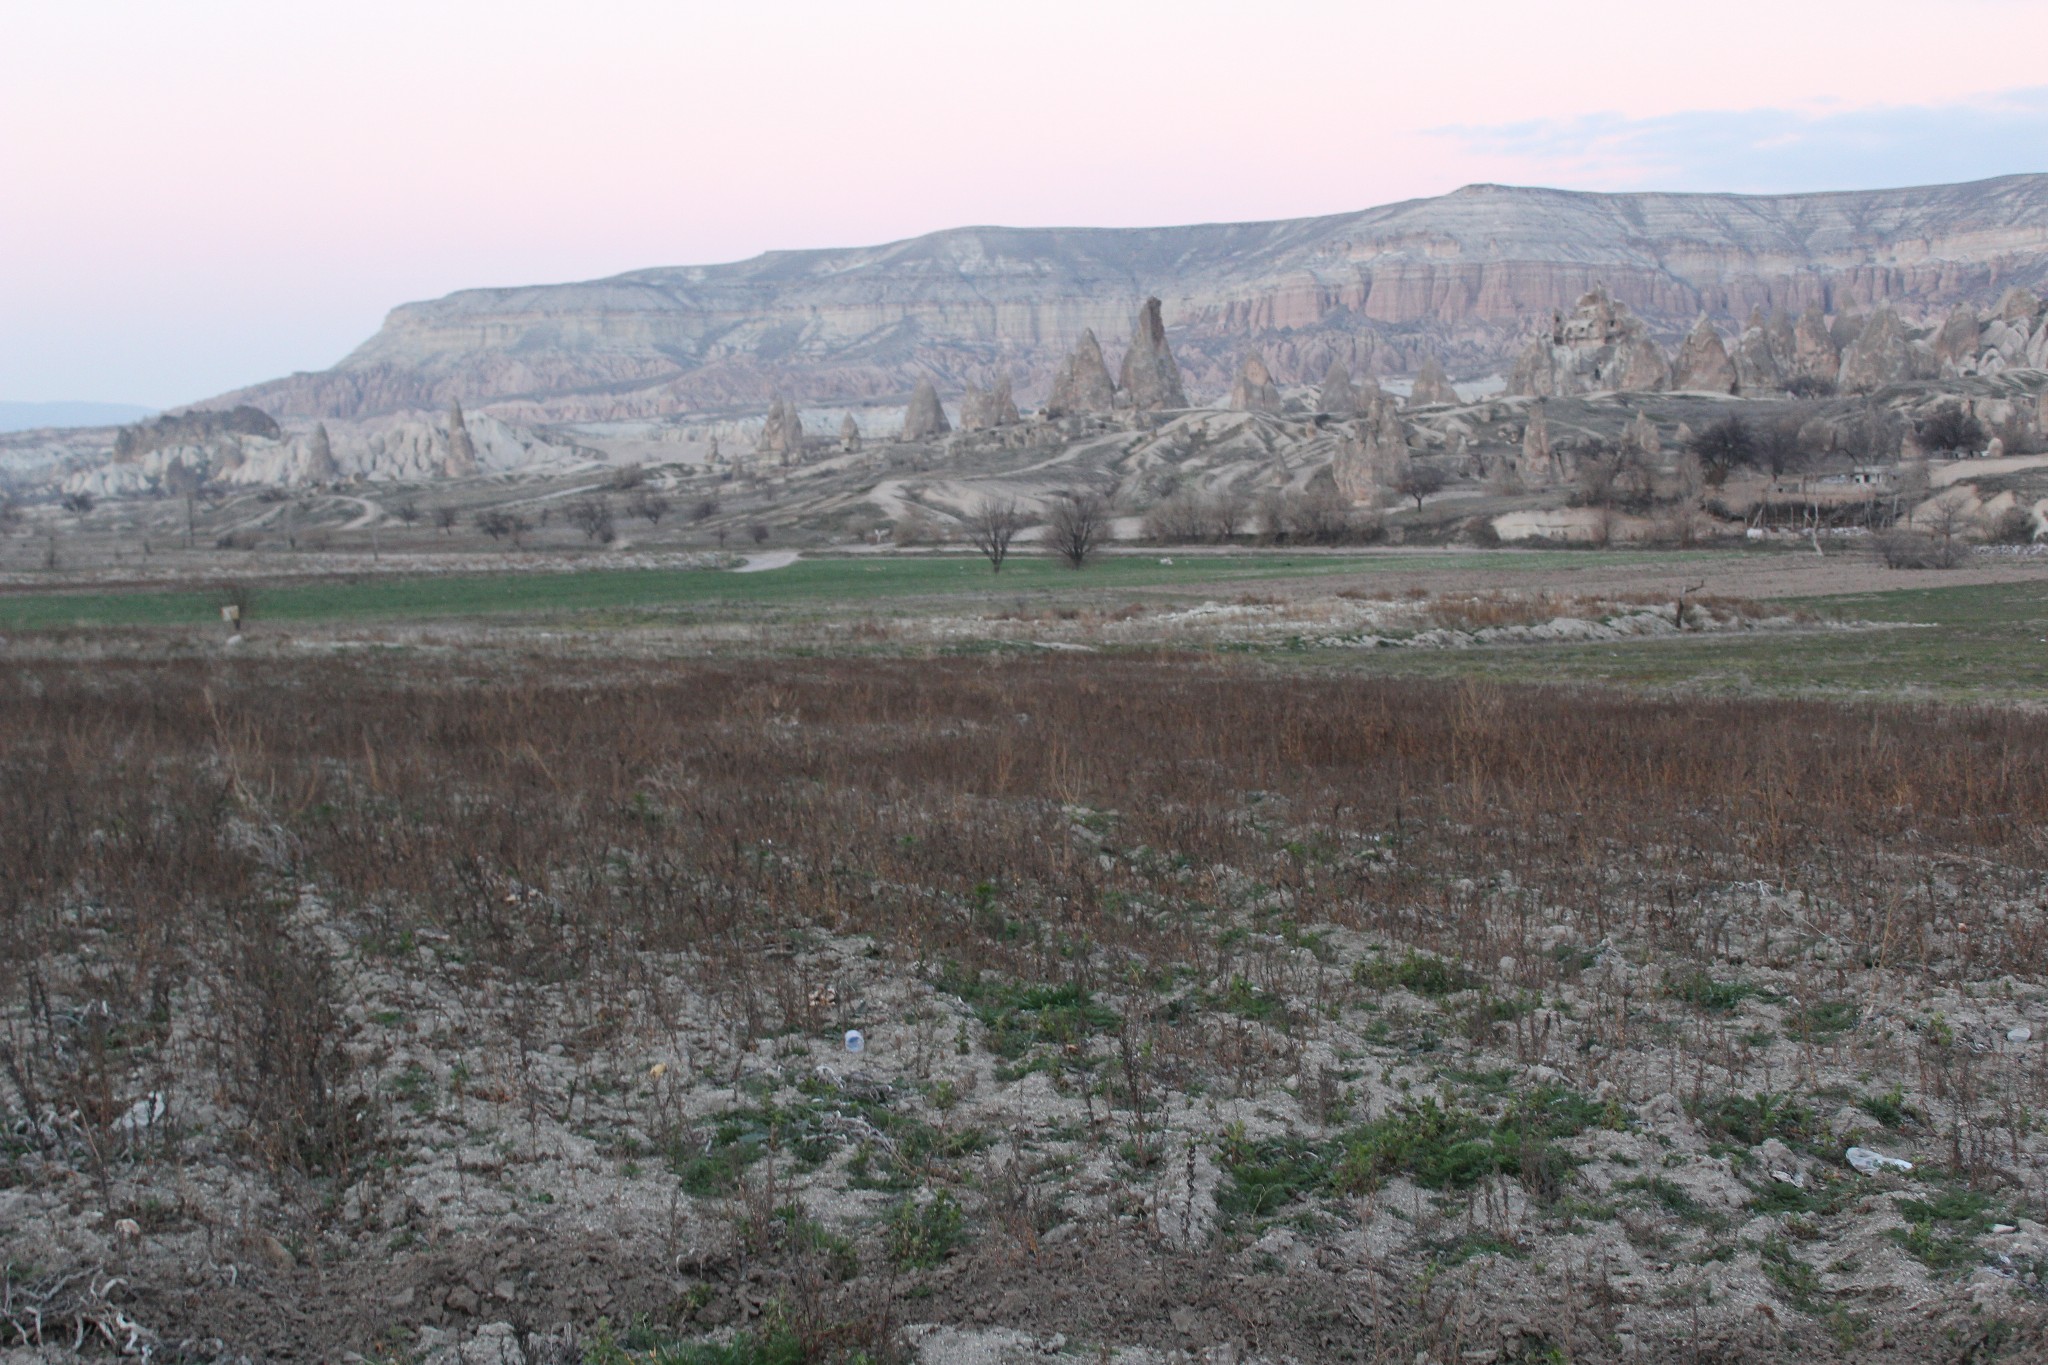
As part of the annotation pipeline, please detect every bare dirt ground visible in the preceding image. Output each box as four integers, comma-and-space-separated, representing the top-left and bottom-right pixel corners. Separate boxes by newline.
5, 651, 2047, 1364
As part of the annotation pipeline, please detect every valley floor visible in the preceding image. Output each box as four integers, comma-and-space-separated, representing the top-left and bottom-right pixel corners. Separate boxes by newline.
4, 550, 2048, 1364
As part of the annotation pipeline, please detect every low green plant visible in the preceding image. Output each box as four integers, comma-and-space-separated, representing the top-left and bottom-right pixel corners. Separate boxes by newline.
885, 1190, 966, 1268
1666, 972, 1757, 1014
1356, 952, 1479, 998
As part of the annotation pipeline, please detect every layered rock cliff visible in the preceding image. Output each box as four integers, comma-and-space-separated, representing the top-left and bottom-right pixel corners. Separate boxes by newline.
205, 175, 2048, 421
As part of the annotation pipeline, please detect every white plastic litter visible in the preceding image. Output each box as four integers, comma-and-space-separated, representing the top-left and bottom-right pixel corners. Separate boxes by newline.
1846, 1146, 1913, 1175
2008, 1026, 2033, 1043
844, 1030, 864, 1054
112, 1092, 165, 1135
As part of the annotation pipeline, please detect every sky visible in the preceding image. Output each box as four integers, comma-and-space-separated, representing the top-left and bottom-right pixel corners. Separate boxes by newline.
4, 0, 2047, 408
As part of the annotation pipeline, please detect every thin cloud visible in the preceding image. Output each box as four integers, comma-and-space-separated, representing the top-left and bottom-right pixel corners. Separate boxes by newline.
1434, 88, 2048, 193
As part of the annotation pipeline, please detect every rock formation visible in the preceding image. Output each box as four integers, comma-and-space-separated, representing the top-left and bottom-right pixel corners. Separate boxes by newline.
1228, 353, 1281, 413
1933, 304, 1982, 374
959, 374, 1021, 431
756, 394, 806, 462
838, 413, 861, 453
1520, 402, 1557, 485
443, 401, 479, 477
114, 406, 279, 463
1044, 330, 1117, 418
1330, 391, 1411, 499
1973, 292, 2048, 374
902, 378, 950, 441
1623, 412, 1661, 457
1670, 317, 1737, 393
1837, 305, 1931, 391
207, 175, 2048, 423
306, 422, 340, 482
1508, 286, 1670, 396
1117, 298, 1188, 411
1792, 304, 1840, 385
1409, 355, 1458, 406
1732, 307, 1784, 394
1318, 363, 1358, 417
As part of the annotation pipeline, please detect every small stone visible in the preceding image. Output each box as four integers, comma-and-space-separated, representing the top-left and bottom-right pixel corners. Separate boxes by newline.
2008, 1025, 2032, 1043
1846, 1146, 1913, 1174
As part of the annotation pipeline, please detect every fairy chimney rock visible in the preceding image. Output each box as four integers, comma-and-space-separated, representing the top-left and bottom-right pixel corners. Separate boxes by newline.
1671, 317, 1738, 393
1117, 297, 1188, 411
756, 395, 805, 462
1228, 353, 1281, 413
1409, 356, 1458, 406
901, 378, 951, 442
959, 374, 1022, 431
1319, 363, 1359, 417
443, 401, 479, 478
1044, 329, 1117, 417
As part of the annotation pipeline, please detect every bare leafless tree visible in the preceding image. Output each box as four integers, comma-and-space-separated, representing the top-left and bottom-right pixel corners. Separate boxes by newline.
965, 496, 1025, 573
1923, 495, 1974, 567
1045, 490, 1108, 568
1393, 461, 1448, 512
565, 496, 616, 544
627, 489, 672, 525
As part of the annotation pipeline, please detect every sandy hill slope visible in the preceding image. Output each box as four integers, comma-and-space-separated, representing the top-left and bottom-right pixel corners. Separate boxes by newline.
208, 175, 2048, 422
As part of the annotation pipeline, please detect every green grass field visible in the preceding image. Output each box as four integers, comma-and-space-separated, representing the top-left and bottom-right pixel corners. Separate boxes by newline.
5, 552, 2040, 703
0, 548, 1725, 631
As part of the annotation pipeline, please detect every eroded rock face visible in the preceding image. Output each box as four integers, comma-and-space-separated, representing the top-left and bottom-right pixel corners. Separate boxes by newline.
1521, 401, 1557, 485
1409, 355, 1458, 406
1792, 304, 1840, 384
444, 401, 479, 478
1623, 411, 1660, 457
1998, 286, 2043, 323
1838, 305, 1933, 391
1670, 317, 1737, 393
959, 374, 1021, 431
838, 413, 861, 452
1508, 286, 1670, 396
1732, 306, 1784, 394
1613, 332, 1672, 392
1117, 297, 1188, 411
901, 378, 951, 441
306, 422, 339, 482
1934, 304, 1982, 374
1228, 353, 1282, 413
756, 394, 805, 462
1319, 363, 1359, 417
211, 176, 2048, 423
1044, 330, 1116, 417
1332, 392, 1412, 499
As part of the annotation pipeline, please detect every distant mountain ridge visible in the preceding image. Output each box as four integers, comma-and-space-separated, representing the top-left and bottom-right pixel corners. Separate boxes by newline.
206, 174, 2048, 422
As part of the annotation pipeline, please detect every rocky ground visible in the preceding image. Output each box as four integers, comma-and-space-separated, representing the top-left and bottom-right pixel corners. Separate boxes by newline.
5, 649, 2048, 1364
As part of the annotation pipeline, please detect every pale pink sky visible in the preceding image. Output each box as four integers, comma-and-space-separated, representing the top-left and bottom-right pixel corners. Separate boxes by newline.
4, 0, 2046, 406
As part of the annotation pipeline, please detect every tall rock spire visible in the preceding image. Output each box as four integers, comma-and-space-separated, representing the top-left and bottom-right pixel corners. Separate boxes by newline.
1117, 297, 1187, 411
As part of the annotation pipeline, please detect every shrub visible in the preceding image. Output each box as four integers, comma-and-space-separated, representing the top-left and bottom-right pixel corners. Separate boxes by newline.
885, 1190, 965, 1268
